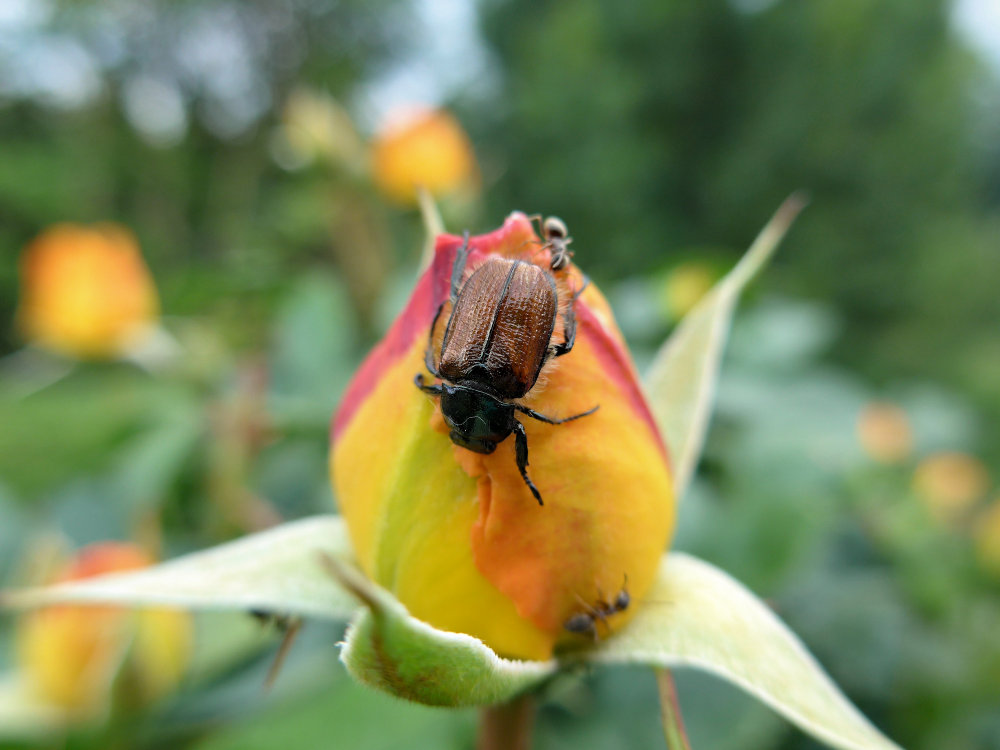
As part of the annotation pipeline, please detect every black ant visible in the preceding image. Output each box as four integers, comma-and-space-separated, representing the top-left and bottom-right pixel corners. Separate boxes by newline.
563, 575, 630, 642
527, 215, 574, 271
249, 609, 303, 688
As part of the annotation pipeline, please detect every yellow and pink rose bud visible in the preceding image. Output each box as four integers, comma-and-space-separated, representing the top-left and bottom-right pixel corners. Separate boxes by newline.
16, 223, 159, 360
331, 213, 674, 661
371, 108, 478, 206
15, 543, 191, 718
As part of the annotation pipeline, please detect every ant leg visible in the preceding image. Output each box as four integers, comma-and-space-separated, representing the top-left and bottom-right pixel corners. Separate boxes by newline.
450, 231, 470, 303
613, 573, 630, 612
571, 596, 604, 642
515, 403, 599, 424
513, 420, 543, 505
414, 373, 444, 395
264, 618, 303, 688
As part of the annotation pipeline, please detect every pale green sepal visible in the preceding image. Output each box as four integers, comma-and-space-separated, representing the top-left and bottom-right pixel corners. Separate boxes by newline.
327, 555, 557, 707
590, 552, 903, 750
644, 195, 806, 500
1, 516, 359, 620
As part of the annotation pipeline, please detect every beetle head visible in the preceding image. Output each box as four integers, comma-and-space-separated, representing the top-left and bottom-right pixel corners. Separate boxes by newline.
439, 382, 515, 454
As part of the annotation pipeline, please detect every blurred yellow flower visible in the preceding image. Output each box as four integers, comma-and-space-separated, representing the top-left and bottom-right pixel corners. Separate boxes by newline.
659, 262, 716, 321
332, 214, 674, 660
912, 452, 990, 524
17, 224, 159, 359
15, 543, 191, 718
973, 500, 1000, 577
372, 108, 478, 206
857, 402, 913, 464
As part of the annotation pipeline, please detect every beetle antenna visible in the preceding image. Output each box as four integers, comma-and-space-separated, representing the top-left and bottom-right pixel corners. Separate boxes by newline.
515, 403, 599, 424
414, 373, 444, 395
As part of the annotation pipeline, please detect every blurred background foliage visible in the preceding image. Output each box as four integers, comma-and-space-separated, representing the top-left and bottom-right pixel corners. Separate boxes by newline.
0, 0, 999, 748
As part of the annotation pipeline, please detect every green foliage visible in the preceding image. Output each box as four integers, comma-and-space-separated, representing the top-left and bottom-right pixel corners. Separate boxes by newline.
474, 0, 1000, 405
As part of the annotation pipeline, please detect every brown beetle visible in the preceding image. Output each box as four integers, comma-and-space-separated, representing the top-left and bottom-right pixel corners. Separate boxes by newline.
415, 231, 597, 504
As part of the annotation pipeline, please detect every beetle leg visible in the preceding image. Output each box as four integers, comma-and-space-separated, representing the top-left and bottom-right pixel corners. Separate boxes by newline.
513, 420, 543, 506
450, 230, 471, 303
514, 403, 599, 424
552, 305, 577, 357
552, 276, 589, 357
424, 303, 445, 376
414, 373, 444, 395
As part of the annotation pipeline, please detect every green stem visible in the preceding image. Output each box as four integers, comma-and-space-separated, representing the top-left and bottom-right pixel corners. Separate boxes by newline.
656, 668, 693, 750
477, 693, 536, 750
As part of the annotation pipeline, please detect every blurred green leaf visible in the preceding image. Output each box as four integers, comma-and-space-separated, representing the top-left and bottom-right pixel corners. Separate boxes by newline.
0, 368, 192, 499
645, 196, 806, 500
111, 395, 204, 513
270, 273, 355, 415
182, 613, 277, 688
193, 668, 475, 750
592, 552, 901, 750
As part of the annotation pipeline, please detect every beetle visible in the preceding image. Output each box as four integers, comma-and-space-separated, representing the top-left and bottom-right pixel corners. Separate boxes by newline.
564, 575, 630, 641
414, 231, 597, 505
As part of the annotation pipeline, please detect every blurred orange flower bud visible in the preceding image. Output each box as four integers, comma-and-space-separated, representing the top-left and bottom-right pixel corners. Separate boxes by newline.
331, 214, 674, 660
15, 543, 191, 718
857, 402, 913, 464
912, 451, 990, 524
372, 108, 478, 206
17, 223, 159, 359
